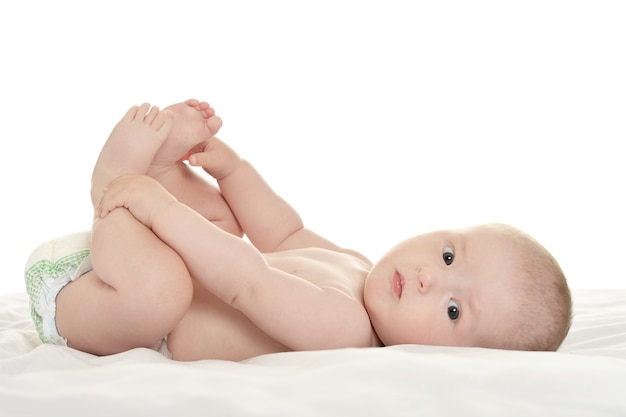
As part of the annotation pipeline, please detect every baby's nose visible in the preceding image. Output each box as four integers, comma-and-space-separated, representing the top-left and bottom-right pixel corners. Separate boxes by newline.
417, 267, 436, 293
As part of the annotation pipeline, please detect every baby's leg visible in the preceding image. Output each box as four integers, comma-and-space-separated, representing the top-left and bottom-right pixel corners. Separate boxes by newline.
148, 99, 242, 236
90, 104, 170, 207
56, 104, 193, 355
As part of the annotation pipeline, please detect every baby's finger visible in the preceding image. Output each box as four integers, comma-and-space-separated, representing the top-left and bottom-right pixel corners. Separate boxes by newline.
97, 185, 124, 218
188, 151, 212, 167
96, 196, 113, 219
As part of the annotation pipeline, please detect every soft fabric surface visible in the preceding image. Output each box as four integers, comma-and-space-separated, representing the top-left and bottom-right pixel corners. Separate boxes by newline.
1, 290, 625, 416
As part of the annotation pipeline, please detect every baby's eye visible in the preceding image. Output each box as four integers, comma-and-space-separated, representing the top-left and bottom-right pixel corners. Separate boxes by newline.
442, 246, 455, 266
447, 299, 461, 321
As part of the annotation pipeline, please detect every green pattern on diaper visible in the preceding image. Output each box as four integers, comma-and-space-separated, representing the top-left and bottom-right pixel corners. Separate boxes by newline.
25, 249, 91, 343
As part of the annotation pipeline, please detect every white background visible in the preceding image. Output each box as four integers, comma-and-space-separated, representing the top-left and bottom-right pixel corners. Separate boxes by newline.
0, 1, 624, 295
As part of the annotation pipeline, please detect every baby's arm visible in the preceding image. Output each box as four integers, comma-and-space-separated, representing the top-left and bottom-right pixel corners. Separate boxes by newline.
98, 175, 372, 350
189, 137, 353, 255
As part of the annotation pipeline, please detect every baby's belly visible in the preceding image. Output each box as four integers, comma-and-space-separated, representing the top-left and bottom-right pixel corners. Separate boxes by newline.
166, 283, 287, 361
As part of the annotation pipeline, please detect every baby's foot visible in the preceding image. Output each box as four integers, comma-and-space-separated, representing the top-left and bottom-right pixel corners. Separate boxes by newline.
91, 103, 173, 208
149, 99, 222, 173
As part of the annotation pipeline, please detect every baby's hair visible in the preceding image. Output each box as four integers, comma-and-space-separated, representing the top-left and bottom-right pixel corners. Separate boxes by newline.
491, 223, 572, 351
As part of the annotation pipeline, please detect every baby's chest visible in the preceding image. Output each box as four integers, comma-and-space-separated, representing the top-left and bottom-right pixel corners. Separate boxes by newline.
264, 248, 370, 298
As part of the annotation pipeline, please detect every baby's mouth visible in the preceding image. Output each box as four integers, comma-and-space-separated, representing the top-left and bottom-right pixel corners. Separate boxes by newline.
392, 272, 404, 300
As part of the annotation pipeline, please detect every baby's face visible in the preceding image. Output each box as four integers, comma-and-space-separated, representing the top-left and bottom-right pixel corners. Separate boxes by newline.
364, 225, 521, 348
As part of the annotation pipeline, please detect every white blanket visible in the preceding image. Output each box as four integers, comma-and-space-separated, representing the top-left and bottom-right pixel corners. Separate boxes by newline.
1, 290, 625, 417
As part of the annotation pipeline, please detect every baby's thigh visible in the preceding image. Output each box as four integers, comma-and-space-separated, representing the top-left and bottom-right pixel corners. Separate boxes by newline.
55, 270, 183, 356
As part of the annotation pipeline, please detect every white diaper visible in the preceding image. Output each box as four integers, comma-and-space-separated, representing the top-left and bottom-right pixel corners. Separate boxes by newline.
151, 337, 173, 359
24, 231, 93, 345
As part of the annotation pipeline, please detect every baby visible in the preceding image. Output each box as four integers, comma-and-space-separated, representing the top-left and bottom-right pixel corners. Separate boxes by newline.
26, 100, 572, 361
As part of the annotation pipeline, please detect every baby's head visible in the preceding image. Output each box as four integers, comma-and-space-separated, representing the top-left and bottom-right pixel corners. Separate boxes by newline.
364, 223, 572, 351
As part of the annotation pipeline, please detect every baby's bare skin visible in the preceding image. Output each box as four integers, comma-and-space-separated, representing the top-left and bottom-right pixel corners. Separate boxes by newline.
149, 99, 222, 173
99, 169, 379, 360
84, 97, 571, 360
90, 104, 173, 208
87, 101, 376, 360
149, 100, 242, 236
168, 248, 374, 361
58, 104, 195, 355
61, 101, 238, 356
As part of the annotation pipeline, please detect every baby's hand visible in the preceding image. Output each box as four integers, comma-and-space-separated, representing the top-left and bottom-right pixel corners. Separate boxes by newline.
188, 137, 242, 180
97, 174, 177, 228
